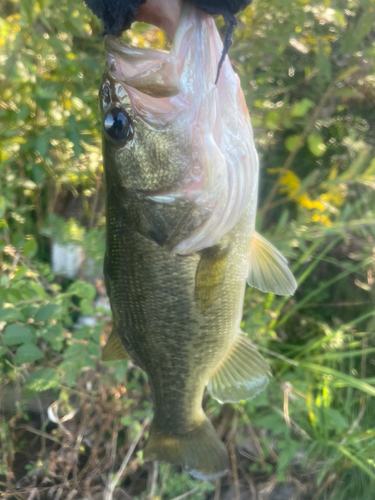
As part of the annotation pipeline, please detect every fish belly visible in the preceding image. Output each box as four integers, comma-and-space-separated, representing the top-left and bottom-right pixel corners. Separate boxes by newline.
105, 200, 252, 432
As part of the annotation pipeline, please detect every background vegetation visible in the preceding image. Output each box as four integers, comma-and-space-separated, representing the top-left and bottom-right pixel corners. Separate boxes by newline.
0, 0, 374, 498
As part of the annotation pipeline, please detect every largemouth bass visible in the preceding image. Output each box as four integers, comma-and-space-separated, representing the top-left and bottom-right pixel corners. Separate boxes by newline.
100, 3, 296, 479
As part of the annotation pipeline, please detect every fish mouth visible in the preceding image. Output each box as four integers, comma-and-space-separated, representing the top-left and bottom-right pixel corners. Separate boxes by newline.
104, 34, 181, 98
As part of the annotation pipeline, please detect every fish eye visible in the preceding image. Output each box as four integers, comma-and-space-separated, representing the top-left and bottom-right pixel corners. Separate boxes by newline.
103, 107, 133, 142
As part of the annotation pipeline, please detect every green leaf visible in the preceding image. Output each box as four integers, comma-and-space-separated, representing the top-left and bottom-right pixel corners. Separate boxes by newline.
68, 281, 96, 301
41, 324, 64, 351
254, 414, 288, 435
0, 307, 23, 322
11, 231, 25, 249
2, 324, 35, 346
31, 164, 45, 185
264, 111, 280, 130
69, 131, 83, 158
4, 288, 22, 303
23, 238, 38, 259
0, 196, 5, 218
251, 116, 262, 127
14, 343, 44, 364
34, 304, 60, 323
13, 265, 28, 280
64, 366, 77, 387
80, 298, 93, 315
18, 104, 30, 122
277, 440, 299, 479
307, 134, 326, 157
64, 343, 86, 358
35, 135, 49, 157
0, 275, 9, 289
73, 326, 91, 340
88, 340, 99, 356
28, 282, 47, 298
326, 409, 349, 430
114, 361, 128, 382
120, 416, 134, 427
290, 98, 314, 117
0, 219, 9, 236
285, 135, 302, 152
26, 369, 61, 392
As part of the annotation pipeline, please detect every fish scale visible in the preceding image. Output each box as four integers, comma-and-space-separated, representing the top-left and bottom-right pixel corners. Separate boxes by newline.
105, 169, 251, 449
100, 2, 296, 479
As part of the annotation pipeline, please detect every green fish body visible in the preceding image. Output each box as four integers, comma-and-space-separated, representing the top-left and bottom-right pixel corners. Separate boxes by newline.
100, 4, 296, 479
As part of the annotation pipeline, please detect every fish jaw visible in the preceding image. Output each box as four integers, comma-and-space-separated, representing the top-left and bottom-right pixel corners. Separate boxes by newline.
105, 35, 181, 98
103, 2, 259, 254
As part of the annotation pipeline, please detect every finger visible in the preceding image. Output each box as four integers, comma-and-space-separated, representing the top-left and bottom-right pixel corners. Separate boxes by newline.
135, 0, 183, 37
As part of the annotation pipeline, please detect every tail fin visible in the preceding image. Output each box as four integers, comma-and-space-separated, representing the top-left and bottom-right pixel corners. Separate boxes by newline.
144, 418, 229, 480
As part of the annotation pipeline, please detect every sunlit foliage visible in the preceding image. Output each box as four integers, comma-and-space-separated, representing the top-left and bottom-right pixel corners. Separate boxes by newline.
0, 0, 374, 498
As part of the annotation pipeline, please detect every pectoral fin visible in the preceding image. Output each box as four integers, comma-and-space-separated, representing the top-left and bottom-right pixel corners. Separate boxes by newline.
207, 332, 270, 404
195, 245, 229, 312
247, 232, 297, 296
102, 330, 132, 362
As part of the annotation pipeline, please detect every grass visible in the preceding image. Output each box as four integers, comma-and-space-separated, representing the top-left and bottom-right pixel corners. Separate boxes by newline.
1, 0, 375, 497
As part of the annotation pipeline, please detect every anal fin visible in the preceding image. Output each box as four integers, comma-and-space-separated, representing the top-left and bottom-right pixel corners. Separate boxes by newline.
102, 329, 132, 362
207, 332, 270, 404
247, 232, 297, 296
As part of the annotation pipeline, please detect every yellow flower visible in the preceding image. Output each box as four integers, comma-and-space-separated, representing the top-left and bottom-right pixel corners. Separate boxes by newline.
6, 13, 21, 21
310, 200, 325, 212
312, 214, 332, 226
309, 411, 317, 427
321, 189, 344, 207
298, 193, 314, 209
280, 170, 301, 195
320, 215, 332, 226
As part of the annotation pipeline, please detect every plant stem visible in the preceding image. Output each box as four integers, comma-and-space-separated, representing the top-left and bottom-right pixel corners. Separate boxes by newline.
104, 418, 149, 500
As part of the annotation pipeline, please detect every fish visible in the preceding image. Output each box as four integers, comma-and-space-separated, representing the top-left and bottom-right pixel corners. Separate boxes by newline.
100, 3, 297, 480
